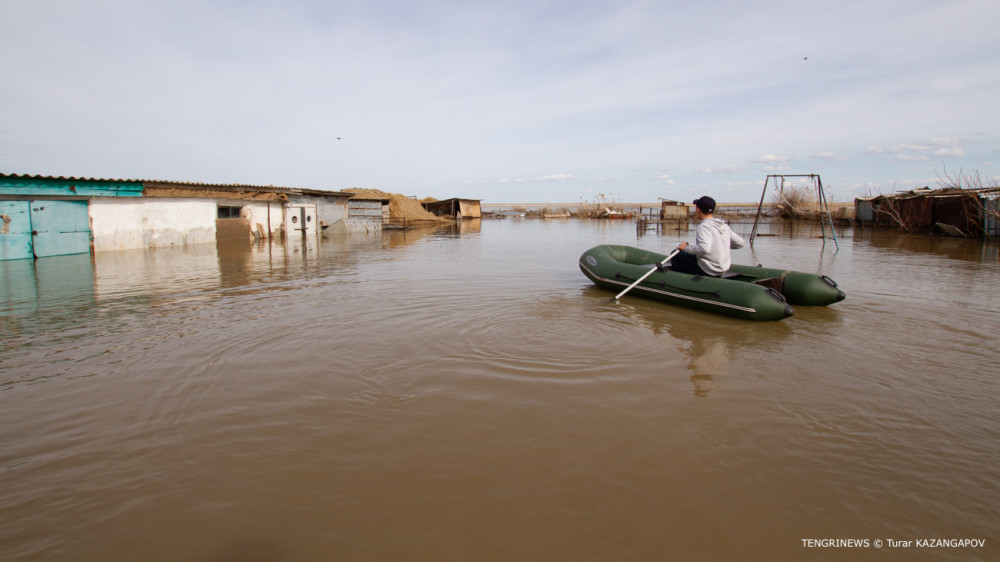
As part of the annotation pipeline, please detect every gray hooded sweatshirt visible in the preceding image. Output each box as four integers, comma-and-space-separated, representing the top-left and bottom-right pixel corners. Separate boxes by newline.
683, 217, 745, 276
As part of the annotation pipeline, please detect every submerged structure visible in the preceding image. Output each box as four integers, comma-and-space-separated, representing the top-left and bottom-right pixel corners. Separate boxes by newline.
854, 186, 1000, 238
421, 198, 482, 219
0, 173, 385, 260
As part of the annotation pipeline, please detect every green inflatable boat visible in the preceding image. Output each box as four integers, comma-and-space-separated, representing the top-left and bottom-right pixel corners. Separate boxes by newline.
579, 245, 845, 321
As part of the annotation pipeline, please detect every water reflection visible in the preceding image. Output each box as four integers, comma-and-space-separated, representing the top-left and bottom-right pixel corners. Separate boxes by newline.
605, 292, 792, 397
457, 218, 482, 235
744, 240, 842, 278
733, 218, 851, 247
856, 228, 999, 262
92, 228, 439, 302
0, 254, 96, 340
3, 218, 1000, 560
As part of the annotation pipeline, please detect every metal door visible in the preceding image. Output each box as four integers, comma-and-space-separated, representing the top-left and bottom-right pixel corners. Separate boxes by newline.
30, 201, 92, 258
0, 200, 91, 260
0, 201, 33, 260
285, 204, 317, 237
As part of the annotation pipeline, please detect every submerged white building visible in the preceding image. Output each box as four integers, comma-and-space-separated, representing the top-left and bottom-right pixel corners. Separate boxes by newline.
0, 174, 387, 260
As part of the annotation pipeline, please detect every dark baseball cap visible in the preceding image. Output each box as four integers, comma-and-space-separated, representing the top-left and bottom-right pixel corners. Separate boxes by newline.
693, 196, 716, 214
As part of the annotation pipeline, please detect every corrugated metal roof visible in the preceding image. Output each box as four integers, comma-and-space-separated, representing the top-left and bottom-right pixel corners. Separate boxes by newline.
1, 172, 352, 197
890, 186, 1000, 199
2, 172, 139, 182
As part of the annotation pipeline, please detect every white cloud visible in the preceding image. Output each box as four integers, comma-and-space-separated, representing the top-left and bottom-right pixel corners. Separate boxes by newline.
933, 148, 965, 158
868, 138, 961, 154
696, 165, 745, 174
763, 165, 792, 172
894, 139, 958, 152
751, 154, 788, 163
814, 152, 848, 161
654, 172, 675, 184
891, 154, 929, 162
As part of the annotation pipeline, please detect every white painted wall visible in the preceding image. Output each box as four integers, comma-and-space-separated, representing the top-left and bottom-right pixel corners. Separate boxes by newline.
292, 195, 350, 227
89, 198, 217, 252
235, 200, 281, 237
88, 195, 350, 252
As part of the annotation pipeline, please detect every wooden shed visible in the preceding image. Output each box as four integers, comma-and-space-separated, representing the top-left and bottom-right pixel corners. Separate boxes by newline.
660, 199, 689, 220
421, 198, 481, 219
854, 187, 1000, 237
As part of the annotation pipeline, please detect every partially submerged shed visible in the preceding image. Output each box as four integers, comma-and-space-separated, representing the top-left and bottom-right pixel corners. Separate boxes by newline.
330, 194, 390, 233
0, 175, 142, 260
421, 198, 481, 219
660, 199, 688, 220
854, 186, 1000, 237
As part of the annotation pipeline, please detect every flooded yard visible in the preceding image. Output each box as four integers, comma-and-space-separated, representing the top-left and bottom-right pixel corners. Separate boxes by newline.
2, 219, 998, 561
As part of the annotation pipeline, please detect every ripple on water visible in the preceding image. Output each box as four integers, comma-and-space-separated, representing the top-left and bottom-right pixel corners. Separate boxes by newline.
2, 222, 1000, 560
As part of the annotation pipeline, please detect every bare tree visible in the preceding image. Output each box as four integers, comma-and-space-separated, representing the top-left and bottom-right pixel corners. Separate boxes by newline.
860, 183, 915, 231
936, 167, 1000, 237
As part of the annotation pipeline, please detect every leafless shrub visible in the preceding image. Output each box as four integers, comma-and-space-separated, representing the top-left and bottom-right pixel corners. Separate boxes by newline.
578, 192, 623, 217
769, 183, 815, 218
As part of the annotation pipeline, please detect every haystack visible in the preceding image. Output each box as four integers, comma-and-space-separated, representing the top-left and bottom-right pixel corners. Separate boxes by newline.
344, 188, 450, 222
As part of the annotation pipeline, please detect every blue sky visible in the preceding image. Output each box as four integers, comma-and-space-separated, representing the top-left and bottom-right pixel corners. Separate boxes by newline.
2, 0, 998, 204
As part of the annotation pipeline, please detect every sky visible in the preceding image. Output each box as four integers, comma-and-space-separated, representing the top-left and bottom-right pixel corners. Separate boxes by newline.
2, 0, 998, 204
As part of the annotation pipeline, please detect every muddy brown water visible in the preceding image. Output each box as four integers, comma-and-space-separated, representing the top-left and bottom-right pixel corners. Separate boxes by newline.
2, 219, 998, 561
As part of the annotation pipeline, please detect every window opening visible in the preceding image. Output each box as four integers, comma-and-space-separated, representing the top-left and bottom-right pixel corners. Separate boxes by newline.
218, 206, 243, 219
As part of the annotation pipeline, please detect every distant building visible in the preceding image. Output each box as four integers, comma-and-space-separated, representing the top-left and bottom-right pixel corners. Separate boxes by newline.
421, 198, 481, 219
660, 199, 688, 220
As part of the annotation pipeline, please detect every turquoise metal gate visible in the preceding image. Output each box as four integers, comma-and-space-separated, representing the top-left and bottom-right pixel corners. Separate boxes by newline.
0, 201, 33, 260
0, 200, 91, 260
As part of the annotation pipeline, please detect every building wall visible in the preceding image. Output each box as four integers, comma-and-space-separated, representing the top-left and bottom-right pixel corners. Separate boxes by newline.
984, 196, 999, 237
347, 199, 389, 224
90, 196, 350, 251
855, 199, 875, 222
232, 200, 280, 237
291, 194, 350, 227
458, 200, 481, 219
660, 202, 688, 219
89, 198, 217, 252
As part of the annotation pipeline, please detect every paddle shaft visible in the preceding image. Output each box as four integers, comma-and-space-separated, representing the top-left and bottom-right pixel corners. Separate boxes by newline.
612, 249, 681, 301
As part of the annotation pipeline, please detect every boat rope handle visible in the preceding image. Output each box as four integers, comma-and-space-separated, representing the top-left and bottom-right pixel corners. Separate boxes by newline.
614, 272, 722, 297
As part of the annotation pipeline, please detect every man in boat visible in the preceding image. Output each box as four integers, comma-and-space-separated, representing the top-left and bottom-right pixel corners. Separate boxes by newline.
667, 196, 745, 276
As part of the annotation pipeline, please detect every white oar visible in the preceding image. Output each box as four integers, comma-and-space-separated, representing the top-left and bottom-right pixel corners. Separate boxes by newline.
611, 249, 680, 302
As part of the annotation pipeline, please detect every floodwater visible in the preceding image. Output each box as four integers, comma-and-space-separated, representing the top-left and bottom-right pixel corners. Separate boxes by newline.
1, 219, 998, 561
